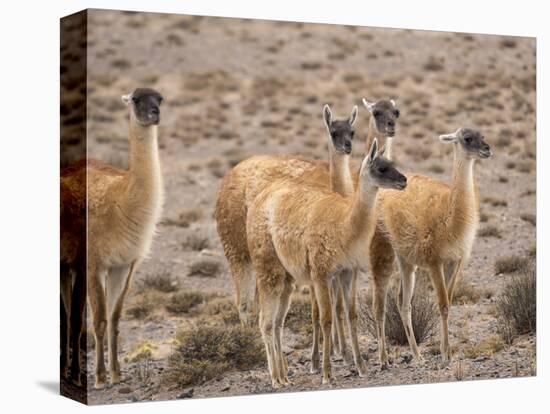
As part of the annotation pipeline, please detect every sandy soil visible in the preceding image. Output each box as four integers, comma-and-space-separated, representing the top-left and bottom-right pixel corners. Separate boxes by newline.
62, 9, 536, 404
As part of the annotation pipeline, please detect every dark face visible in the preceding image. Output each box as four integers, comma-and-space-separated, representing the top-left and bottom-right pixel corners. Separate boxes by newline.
131, 88, 163, 126
371, 100, 400, 137
369, 156, 407, 190
328, 120, 355, 154
458, 128, 492, 159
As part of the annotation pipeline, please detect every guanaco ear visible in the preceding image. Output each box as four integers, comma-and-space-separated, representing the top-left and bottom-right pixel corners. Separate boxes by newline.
323, 104, 332, 129
390, 99, 396, 107
367, 138, 379, 164
362, 98, 375, 114
439, 128, 461, 143
348, 105, 358, 126
377, 143, 387, 157
121, 93, 133, 105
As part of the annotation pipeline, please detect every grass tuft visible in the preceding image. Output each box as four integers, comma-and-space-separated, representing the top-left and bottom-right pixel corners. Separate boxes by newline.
360, 281, 438, 345
494, 255, 531, 275
496, 261, 536, 344
463, 335, 505, 359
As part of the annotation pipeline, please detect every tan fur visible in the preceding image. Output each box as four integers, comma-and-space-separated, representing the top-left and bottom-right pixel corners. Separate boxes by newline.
215, 155, 329, 324
366, 114, 394, 161
215, 152, 369, 376
246, 157, 378, 386
325, 148, 366, 375
370, 145, 480, 363
60, 108, 163, 388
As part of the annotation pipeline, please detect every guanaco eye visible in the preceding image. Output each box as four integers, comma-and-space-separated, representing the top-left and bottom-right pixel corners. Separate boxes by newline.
464, 136, 473, 143
373, 110, 382, 117
132, 96, 139, 104
350, 131, 355, 138
378, 166, 388, 173
393, 109, 400, 118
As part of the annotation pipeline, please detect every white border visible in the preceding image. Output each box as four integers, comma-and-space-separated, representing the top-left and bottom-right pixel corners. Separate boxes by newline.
0, 1, 545, 413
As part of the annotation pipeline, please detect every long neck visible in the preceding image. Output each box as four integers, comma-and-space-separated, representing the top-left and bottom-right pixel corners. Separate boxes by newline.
329, 149, 353, 197
345, 173, 378, 239
366, 117, 393, 160
447, 146, 477, 235
125, 119, 163, 212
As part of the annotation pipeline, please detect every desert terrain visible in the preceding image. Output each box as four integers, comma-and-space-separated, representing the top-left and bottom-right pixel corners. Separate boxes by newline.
61, 9, 536, 404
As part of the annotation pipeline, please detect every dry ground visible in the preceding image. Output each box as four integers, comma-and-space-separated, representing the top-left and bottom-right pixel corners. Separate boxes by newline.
61, 9, 536, 404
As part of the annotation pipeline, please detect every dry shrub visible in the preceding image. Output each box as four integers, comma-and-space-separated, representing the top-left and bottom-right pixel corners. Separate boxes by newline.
285, 295, 312, 336
200, 297, 240, 325
166, 291, 207, 314
494, 255, 531, 275
140, 271, 178, 293
111, 58, 131, 70
500, 38, 517, 49
126, 291, 164, 319
165, 325, 264, 386
184, 232, 210, 251
496, 261, 536, 343
520, 213, 536, 226
188, 257, 221, 277
164, 208, 203, 228
424, 56, 444, 71
463, 335, 505, 359
452, 281, 493, 305
483, 197, 508, 207
124, 341, 156, 363
478, 225, 502, 239
360, 281, 438, 345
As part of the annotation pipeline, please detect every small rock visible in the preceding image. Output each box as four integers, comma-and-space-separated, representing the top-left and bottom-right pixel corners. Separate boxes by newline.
177, 388, 194, 399
221, 385, 231, 392
474, 356, 489, 362
399, 354, 413, 364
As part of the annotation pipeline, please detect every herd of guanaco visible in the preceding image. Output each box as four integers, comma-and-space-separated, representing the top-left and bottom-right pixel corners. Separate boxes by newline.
61, 87, 492, 389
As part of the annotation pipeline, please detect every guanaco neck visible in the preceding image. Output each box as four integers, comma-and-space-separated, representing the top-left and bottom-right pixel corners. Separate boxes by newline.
366, 117, 393, 161
446, 146, 477, 237
123, 116, 163, 216
345, 173, 378, 241
328, 148, 353, 197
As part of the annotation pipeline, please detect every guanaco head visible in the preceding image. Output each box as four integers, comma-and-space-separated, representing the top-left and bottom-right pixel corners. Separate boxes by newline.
122, 88, 164, 127
362, 99, 400, 137
439, 127, 492, 159
361, 138, 407, 190
323, 104, 358, 155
